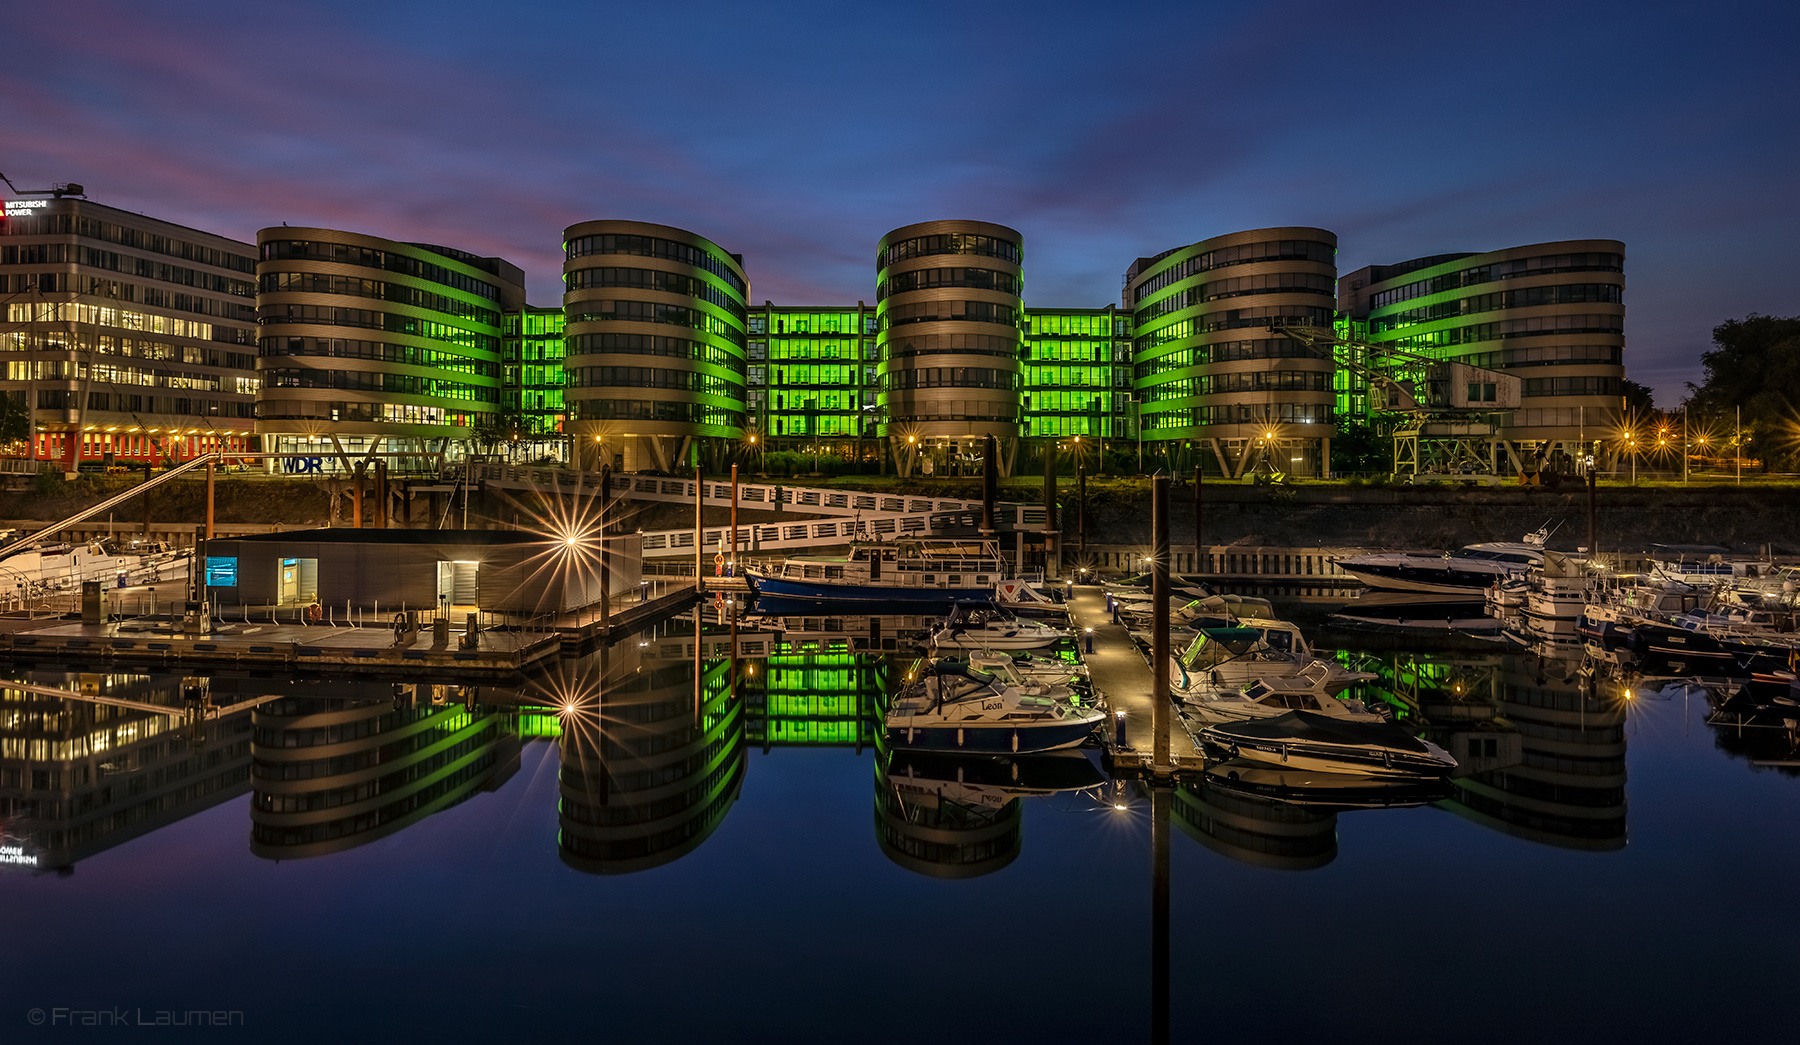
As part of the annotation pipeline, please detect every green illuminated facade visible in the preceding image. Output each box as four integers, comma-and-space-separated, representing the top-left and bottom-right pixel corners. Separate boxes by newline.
1340, 240, 1628, 465
1020, 306, 1132, 441
502, 305, 565, 439
745, 303, 881, 467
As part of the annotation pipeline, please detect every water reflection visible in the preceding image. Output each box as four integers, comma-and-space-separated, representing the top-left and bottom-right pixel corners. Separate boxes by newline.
553, 642, 746, 874
1441, 651, 1628, 851
0, 672, 253, 875
0, 615, 1649, 878
250, 681, 520, 859
875, 750, 1103, 878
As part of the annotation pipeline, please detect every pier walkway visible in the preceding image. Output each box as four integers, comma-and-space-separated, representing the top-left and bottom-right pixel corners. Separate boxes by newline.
1064, 585, 1204, 773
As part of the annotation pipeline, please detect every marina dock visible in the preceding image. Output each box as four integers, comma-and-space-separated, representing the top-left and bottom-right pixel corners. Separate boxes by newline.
1064, 585, 1206, 774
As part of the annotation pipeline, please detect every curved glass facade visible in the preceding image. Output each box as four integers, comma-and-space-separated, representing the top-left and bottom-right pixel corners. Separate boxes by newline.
1125, 227, 1338, 477
255, 228, 524, 462
876, 220, 1023, 473
249, 687, 519, 860
1342, 240, 1627, 456
557, 651, 744, 874
562, 221, 748, 472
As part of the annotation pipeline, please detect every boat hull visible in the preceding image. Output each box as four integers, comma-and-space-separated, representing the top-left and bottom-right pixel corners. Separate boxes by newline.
746, 571, 991, 604
886, 716, 1101, 754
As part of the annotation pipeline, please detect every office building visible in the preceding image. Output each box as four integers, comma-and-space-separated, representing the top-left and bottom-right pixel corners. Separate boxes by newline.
502, 304, 567, 456
876, 220, 1025, 476
745, 302, 880, 469
1124, 228, 1339, 477
562, 220, 749, 473
0, 192, 259, 473
1339, 240, 1627, 466
255, 227, 525, 469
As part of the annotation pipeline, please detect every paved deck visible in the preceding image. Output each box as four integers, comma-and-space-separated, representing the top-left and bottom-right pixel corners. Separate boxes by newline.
1065, 585, 1204, 773
0, 618, 563, 676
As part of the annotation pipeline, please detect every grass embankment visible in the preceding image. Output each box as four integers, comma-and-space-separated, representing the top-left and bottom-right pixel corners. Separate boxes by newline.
0, 474, 331, 527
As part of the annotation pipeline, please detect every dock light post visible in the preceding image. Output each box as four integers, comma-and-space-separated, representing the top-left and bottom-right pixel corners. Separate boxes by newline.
1084, 626, 1094, 654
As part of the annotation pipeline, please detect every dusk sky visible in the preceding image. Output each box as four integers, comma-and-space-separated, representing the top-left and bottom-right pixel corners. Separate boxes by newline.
6, 0, 1796, 402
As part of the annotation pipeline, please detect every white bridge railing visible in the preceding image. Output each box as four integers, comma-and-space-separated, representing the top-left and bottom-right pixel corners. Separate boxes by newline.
448, 464, 1008, 518
638, 502, 1049, 558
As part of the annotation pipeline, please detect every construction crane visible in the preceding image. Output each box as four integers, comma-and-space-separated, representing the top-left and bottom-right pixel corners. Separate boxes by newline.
1268, 322, 1522, 482
0, 173, 85, 200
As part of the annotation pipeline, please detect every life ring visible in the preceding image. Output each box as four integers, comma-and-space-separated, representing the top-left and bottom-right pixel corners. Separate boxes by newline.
304, 603, 322, 625
714, 553, 725, 566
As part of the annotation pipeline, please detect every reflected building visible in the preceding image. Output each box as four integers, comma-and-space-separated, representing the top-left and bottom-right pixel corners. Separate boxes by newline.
557, 645, 745, 874
249, 682, 519, 859
1436, 653, 1627, 850
0, 673, 252, 874
875, 754, 1026, 879
873, 750, 1104, 879
742, 653, 887, 750
1173, 779, 1338, 871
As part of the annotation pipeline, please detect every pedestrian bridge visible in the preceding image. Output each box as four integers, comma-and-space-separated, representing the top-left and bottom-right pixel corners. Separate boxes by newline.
444, 465, 1050, 557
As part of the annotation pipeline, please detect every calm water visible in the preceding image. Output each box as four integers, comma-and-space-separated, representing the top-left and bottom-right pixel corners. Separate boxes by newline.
2, 610, 1798, 1044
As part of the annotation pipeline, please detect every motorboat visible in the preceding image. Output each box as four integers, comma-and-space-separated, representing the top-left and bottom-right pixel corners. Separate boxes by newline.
743, 537, 1011, 605
993, 579, 1068, 619
0, 537, 188, 596
1176, 663, 1388, 725
1333, 527, 1551, 595
967, 649, 1090, 690
1196, 710, 1458, 778
1167, 618, 1375, 695
928, 601, 1072, 651
886, 662, 1106, 754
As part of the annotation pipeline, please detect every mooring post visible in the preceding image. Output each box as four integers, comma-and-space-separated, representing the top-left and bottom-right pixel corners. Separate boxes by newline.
1152, 472, 1170, 773
730, 464, 739, 576
205, 458, 215, 540
1042, 440, 1058, 578
981, 434, 997, 536
1077, 454, 1087, 562
1193, 463, 1203, 575
1587, 464, 1598, 559
353, 463, 365, 529
694, 465, 704, 593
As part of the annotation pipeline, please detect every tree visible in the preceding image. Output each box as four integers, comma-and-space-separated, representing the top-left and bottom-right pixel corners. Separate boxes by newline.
0, 394, 29, 445
1622, 378, 1656, 417
1686, 313, 1800, 471
1331, 418, 1390, 474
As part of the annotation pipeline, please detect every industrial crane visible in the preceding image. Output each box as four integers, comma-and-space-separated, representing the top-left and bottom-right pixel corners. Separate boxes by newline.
1268, 322, 1522, 482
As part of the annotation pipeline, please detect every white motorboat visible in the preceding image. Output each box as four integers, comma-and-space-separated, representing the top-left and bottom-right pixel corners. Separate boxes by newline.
887, 663, 1105, 754
928, 602, 1072, 651
967, 649, 1089, 690
1176, 663, 1388, 725
1167, 619, 1375, 695
1333, 527, 1551, 595
0, 538, 188, 596
1196, 711, 1458, 778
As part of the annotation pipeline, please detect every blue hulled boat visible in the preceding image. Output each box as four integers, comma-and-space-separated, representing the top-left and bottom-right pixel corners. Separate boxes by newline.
886, 662, 1105, 754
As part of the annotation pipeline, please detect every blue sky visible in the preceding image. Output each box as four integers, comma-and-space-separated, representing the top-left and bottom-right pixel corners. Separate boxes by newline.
6, 0, 1796, 401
